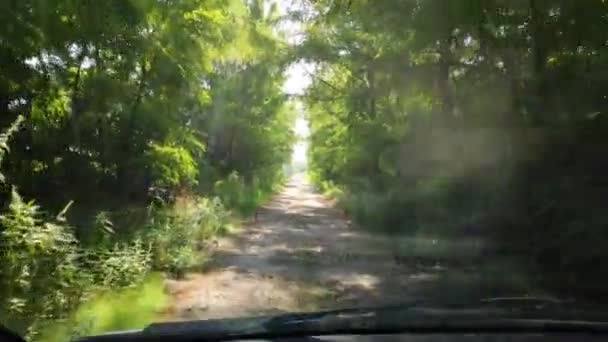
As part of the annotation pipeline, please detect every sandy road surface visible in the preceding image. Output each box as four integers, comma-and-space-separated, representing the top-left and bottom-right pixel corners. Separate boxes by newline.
163, 174, 496, 321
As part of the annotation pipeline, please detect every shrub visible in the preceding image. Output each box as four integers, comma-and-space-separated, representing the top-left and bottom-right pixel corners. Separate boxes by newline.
0, 117, 233, 337
213, 172, 245, 210
145, 196, 230, 277
0, 188, 155, 339
86, 240, 152, 290
0, 189, 86, 337
145, 143, 198, 189
0, 192, 230, 338
213, 171, 277, 215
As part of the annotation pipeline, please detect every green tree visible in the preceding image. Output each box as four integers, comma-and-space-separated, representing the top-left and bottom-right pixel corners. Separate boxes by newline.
301, 0, 608, 297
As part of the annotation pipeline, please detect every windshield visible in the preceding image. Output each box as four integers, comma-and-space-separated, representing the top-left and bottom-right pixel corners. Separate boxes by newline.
1, 0, 607, 341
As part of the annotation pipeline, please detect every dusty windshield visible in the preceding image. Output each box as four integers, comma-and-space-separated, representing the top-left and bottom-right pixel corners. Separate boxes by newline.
1, 0, 607, 340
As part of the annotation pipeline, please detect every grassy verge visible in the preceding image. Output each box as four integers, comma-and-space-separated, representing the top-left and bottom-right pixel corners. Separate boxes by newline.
0, 191, 232, 340
20, 181, 278, 341
35, 274, 168, 342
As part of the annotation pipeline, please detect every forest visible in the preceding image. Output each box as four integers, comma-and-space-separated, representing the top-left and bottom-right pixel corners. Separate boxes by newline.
0, 0, 295, 339
303, 0, 608, 301
1, 0, 608, 340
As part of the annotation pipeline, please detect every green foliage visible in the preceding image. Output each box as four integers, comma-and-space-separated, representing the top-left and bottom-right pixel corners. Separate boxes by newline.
0, 184, 229, 337
0, 0, 295, 337
145, 197, 230, 276
87, 241, 152, 290
0, 187, 156, 338
146, 143, 198, 188
0, 189, 84, 337
224, 170, 285, 215
35, 274, 168, 342
302, 0, 608, 299
213, 171, 273, 215
0, 0, 294, 206
0, 116, 23, 183
0, 110, 234, 338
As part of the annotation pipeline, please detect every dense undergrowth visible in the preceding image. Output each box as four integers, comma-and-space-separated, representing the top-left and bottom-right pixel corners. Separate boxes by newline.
0, 183, 232, 340
0, 107, 286, 340
213, 171, 284, 216
310, 121, 608, 302
0, 127, 280, 340
0, 120, 279, 340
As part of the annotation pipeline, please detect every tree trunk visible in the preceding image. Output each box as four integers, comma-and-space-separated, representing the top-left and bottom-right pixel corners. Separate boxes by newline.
367, 65, 376, 119
117, 56, 153, 191
436, 4, 455, 127
529, 0, 548, 124
69, 48, 87, 147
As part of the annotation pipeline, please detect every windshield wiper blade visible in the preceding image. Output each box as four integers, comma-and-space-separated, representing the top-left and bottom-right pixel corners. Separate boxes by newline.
75, 306, 608, 342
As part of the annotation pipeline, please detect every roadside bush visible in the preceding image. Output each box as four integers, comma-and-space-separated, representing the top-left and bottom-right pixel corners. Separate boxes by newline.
326, 177, 478, 237
213, 172, 245, 210
0, 116, 236, 338
0, 189, 86, 337
0, 190, 231, 338
145, 143, 198, 189
86, 240, 152, 290
213, 171, 276, 215
0, 188, 155, 339
145, 196, 230, 276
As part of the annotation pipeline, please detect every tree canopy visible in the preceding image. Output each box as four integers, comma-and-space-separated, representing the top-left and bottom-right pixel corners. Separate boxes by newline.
0, 0, 295, 209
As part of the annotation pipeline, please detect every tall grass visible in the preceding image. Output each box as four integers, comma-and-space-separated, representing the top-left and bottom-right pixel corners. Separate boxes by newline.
145, 196, 231, 277
213, 171, 280, 216
0, 115, 236, 339
0, 189, 232, 339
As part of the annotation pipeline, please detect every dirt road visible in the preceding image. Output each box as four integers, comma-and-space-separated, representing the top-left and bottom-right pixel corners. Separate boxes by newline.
163, 174, 520, 320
